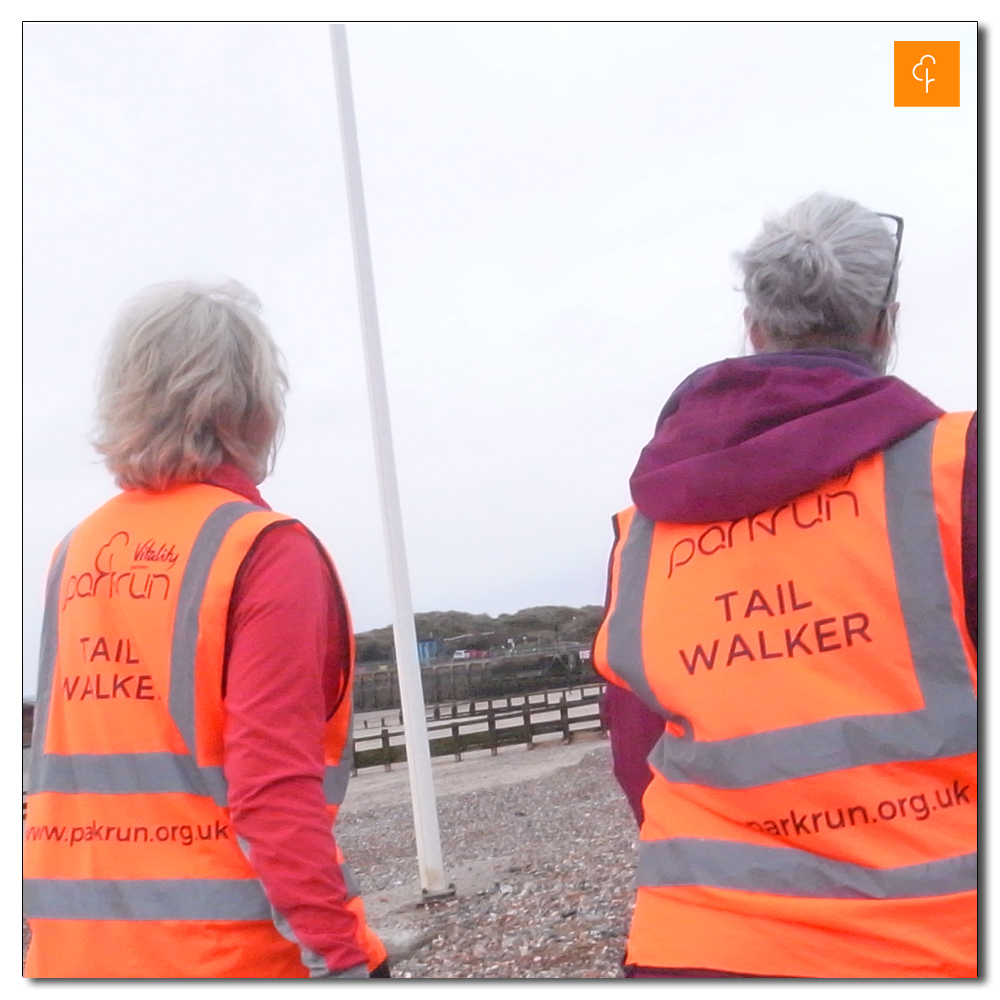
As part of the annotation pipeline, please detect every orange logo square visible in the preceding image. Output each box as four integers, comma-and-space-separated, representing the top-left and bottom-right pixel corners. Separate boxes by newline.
894, 41, 960, 106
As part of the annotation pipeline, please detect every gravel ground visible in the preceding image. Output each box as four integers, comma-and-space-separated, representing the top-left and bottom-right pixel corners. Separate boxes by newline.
337, 736, 638, 979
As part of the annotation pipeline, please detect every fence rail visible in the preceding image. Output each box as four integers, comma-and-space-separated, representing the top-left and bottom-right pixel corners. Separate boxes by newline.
351, 684, 607, 772
354, 682, 604, 729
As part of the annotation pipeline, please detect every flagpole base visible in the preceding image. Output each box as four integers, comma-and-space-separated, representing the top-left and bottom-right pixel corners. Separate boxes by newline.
420, 883, 456, 903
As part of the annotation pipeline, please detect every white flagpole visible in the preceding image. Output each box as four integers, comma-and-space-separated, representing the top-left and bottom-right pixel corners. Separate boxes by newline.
328, 22, 450, 898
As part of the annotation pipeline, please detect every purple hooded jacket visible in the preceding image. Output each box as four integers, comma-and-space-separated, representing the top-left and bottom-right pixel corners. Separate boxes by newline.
603, 349, 978, 826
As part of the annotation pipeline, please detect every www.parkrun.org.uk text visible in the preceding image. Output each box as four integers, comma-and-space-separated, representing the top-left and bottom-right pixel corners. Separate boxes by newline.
744, 780, 972, 838
24, 819, 230, 847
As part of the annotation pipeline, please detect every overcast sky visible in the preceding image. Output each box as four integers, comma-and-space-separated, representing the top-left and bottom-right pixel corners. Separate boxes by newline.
21, 21, 978, 698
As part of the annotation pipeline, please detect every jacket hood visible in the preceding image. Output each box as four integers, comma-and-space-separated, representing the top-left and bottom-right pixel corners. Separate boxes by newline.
629, 350, 943, 523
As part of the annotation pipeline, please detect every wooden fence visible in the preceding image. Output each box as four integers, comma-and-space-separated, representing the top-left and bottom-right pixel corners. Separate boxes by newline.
351, 684, 606, 772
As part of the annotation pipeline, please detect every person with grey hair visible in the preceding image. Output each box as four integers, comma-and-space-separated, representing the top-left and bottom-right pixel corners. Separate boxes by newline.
595, 193, 977, 978
23, 281, 390, 978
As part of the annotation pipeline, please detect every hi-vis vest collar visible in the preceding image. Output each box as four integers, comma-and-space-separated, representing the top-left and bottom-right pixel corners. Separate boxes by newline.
597, 416, 976, 903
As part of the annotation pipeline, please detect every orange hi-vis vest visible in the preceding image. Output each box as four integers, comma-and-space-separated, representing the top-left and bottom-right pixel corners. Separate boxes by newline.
594, 414, 977, 979
23, 483, 386, 978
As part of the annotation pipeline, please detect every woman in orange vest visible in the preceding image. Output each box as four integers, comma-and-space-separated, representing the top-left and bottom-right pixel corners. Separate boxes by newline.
595, 193, 976, 978
24, 280, 389, 978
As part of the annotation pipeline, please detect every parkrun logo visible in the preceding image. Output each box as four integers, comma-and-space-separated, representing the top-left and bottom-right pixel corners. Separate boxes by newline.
894, 41, 960, 107
61, 531, 179, 610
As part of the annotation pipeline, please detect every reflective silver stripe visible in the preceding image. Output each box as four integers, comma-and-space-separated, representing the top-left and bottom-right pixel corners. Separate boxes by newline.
603, 514, 691, 734
36, 752, 343, 809
323, 704, 356, 807
169, 501, 268, 762
607, 419, 976, 790
604, 512, 656, 706
23, 877, 272, 921
271, 903, 330, 977
649, 712, 961, 790
31, 753, 228, 805
323, 759, 352, 807
26, 533, 72, 796
340, 861, 363, 900
637, 839, 977, 899
883, 422, 976, 744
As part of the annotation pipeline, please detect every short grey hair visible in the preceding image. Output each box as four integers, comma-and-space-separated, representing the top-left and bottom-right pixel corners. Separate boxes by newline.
94, 280, 288, 491
735, 192, 898, 355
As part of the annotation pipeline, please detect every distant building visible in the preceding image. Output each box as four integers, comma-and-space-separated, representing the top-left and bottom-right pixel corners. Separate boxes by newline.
418, 639, 444, 663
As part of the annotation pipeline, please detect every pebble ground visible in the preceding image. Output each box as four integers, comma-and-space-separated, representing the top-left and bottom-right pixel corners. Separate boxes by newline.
337, 742, 638, 978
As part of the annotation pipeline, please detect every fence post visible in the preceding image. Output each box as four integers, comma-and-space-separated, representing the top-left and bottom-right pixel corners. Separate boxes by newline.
452, 721, 462, 762
488, 706, 498, 756
350, 738, 358, 776
523, 701, 534, 750
560, 692, 570, 743
381, 727, 392, 771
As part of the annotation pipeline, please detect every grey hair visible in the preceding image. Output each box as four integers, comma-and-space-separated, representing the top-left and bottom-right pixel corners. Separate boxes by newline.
735, 192, 898, 359
93, 280, 288, 491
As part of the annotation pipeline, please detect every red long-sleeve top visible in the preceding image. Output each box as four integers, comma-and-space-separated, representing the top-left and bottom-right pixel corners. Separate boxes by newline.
206, 463, 367, 974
